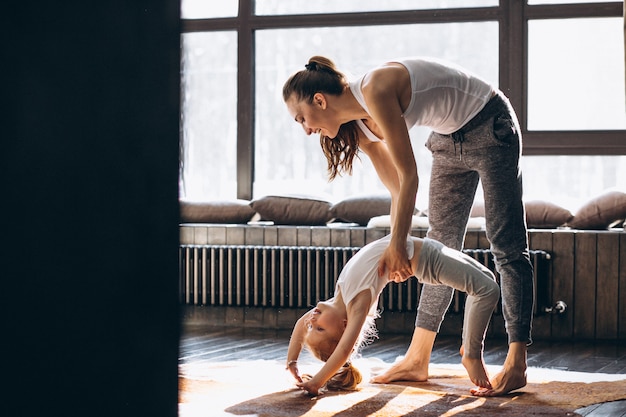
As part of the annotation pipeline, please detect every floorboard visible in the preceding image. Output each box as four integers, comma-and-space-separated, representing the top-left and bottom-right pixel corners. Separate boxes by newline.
179, 325, 626, 416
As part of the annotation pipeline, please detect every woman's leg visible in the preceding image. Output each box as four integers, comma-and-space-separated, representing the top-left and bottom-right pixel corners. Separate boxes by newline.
475, 116, 533, 346
373, 135, 479, 384
418, 137, 480, 333
466, 100, 533, 396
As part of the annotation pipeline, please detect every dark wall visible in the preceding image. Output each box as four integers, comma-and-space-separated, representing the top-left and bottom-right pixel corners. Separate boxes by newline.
1, 2, 181, 416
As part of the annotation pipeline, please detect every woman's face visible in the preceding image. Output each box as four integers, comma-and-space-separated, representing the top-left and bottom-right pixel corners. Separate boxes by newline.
286, 93, 340, 139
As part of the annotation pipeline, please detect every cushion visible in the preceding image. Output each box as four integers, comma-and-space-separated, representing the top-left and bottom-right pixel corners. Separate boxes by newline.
180, 200, 256, 224
366, 215, 485, 230
330, 195, 392, 226
331, 195, 423, 226
366, 214, 429, 229
249, 195, 333, 225
472, 200, 573, 228
525, 200, 573, 229
567, 190, 626, 230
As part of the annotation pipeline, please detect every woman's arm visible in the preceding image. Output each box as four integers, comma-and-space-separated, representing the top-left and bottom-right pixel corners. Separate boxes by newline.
296, 292, 371, 395
361, 69, 418, 279
359, 138, 400, 220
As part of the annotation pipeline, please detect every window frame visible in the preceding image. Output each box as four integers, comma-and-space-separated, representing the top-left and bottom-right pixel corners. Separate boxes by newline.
181, 0, 625, 199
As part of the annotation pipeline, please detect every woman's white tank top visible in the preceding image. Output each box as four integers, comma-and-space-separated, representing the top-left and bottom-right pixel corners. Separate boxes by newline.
349, 57, 495, 138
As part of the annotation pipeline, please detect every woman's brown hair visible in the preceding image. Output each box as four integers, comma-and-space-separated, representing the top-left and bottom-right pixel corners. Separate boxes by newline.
283, 56, 360, 181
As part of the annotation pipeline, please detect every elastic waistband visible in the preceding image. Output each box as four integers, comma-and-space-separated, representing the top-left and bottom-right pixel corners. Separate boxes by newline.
451, 93, 508, 143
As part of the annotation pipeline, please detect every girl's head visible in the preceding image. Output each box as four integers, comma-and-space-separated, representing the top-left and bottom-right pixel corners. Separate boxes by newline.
302, 300, 377, 391
303, 301, 346, 361
283, 56, 361, 181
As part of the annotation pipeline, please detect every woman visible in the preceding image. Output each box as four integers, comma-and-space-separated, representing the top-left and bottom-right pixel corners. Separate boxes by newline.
283, 56, 534, 396
286, 234, 499, 396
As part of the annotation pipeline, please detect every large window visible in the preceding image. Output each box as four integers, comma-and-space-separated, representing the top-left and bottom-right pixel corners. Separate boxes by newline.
180, 31, 238, 200
527, 17, 625, 131
254, 22, 497, 209
180, 0, 625, 211
255, 0, 498, 15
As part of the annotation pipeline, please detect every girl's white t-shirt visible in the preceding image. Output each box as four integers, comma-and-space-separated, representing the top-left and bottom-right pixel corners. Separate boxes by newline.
335, 235, 414, 317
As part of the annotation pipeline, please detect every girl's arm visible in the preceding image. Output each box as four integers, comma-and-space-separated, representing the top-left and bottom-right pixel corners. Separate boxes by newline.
286, 309, 312, 382
297, 291, 371, 396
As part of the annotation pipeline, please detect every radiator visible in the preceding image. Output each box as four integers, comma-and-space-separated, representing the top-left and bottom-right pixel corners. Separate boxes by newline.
179, 245, 359, 308
179, 245, 551, 314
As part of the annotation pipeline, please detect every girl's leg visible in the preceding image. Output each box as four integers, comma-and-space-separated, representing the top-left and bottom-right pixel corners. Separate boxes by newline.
415, 239, 499, 388
415, 240, 499, 358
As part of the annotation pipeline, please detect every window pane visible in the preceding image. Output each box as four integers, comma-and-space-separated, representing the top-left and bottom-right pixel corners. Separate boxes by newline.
180, 32, 237, 201
528, 0, 611, 4
181, 0, 238, 19
256, 0, 497, 15
527, 18, 626, 130
520, 155, 626, 212
255, 23, 498, 209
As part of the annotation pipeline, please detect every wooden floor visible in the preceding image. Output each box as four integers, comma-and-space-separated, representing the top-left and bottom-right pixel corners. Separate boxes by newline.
180, 325, 626, 416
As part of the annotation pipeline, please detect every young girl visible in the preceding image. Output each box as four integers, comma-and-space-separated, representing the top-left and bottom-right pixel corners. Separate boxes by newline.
285, 234, 500, 396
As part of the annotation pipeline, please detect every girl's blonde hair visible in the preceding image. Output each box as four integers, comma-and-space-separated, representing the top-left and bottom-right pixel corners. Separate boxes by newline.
303, 314, 378, 391
282, 56, 360, 181
301, 362, 363, 391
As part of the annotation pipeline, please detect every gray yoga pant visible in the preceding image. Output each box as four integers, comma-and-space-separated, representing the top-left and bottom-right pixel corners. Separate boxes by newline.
417, 92, 535, 345
415, 238, 500, 358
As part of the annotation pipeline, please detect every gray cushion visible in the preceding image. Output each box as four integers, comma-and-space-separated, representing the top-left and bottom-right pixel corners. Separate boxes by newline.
250, 195, 333, 225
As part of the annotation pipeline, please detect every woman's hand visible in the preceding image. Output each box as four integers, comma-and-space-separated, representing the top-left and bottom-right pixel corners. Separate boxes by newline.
390, 270, 413, 283
378, 241, 412, 281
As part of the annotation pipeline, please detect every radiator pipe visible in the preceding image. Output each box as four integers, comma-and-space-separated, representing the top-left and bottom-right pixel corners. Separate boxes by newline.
544, 300, 567, 314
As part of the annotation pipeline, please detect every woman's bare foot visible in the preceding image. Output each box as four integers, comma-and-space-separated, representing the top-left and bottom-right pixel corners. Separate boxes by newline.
471, 366, 526, 396
471, 341, 528, 397
371, 327, 436, 384
371, 357, 429, 383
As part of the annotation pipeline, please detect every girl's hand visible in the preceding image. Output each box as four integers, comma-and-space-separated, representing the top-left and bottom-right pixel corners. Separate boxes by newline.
286, 361, 302, 383
296, 376, 323, 396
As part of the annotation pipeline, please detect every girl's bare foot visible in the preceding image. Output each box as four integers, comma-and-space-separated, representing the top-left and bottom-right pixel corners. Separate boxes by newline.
459, 345, 492, 391
462, 355, 492, 390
